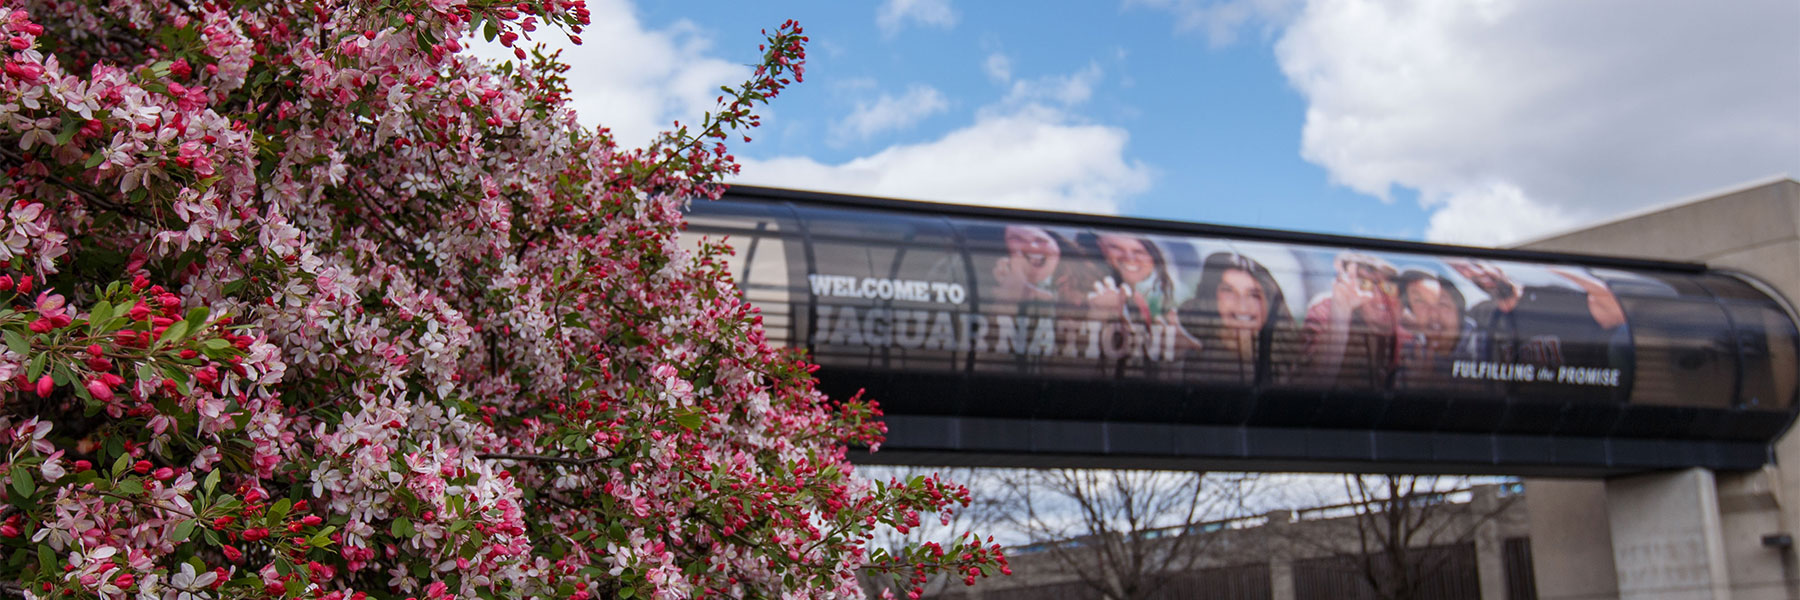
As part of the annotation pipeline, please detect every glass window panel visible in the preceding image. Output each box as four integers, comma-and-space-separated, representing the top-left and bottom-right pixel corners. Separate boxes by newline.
1621, 297, 1736, 408
796, 206, 968, 374
956, 219, 1112, 379
1588, 267, 1692, 298
1724, 302, 1799, 411
1699, 274, 1778, 302
1177, 240, 1311, 388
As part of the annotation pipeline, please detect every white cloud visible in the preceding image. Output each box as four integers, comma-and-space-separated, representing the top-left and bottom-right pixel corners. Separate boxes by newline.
466, 0, 744, 149
831, 85, 950, 145
737, 105, 1153, 214
1128, 0, 1300, 46
877, 0, 958, 37
1002, 62, 1104, 107
1270, 0, 1800, 244
1423, 183, 1576, 247
740, 60, 1144, 214
984, 53, 1013, 84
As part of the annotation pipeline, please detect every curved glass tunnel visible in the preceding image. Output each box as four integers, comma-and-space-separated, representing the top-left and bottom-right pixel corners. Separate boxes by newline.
683, 186, 1800, 475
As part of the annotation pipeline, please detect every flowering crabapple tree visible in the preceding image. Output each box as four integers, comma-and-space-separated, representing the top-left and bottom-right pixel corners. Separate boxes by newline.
0, 1, 1006, 598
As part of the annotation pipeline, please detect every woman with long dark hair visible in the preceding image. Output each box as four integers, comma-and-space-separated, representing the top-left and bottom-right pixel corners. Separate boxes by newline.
1178, 252, 1296, 384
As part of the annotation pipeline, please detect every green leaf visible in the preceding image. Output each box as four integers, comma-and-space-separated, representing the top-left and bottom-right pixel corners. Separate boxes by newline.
674, 412, 702, 430
10, 466, 33, 499
445, 494, 465, 515
184, 306, 210, 329
310, 525, 337, 548
2, 330, 26, 355
83, 151, 105, 169
158, 321, 190, 347
36, 544, 52, 575
115, 478, 143, 495
619, 587, 636, 599
54, 119, 78, 145
89, 301, 114, 333
172, 519, 196, 543
203, 469, 221, 495
483, 20, 499, 42
267, 498, 292, 522
137, 362, 159, 387
391, 517, 415, 538
110, 300, 135, 323
204, 338, 231, 350
24, 353, 45, 381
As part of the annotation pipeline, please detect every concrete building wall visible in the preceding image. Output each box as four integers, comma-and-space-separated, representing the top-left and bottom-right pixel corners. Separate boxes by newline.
1525, 479, 1618, 599
1518, 178, 1800, 600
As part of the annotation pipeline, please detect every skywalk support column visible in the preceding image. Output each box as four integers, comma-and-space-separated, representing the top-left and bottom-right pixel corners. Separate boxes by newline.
1526, 479, 1620, 599
1472, 486, 1509, 600
1605, 468, 1732, 599
1265, 509, 1296, 600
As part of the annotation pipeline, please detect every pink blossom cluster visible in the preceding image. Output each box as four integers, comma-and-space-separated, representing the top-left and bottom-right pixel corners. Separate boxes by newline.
0, 1, 1002, 599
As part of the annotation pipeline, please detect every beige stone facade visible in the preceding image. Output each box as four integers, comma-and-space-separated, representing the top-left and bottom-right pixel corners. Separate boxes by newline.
1519, 178, 1800, 600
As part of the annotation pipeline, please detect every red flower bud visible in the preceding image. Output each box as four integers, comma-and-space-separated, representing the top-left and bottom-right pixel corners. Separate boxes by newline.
241, 527, 269, 542
0, 275, 13, 291
16, 276, 30, 294
72, 460, 91, 472
113, 574, 134, 588
85, 379, 114, 402
132, 460, 151, 474
152, 467, 174, 481
301, 515, 322, 526
0, 524, 18, 538
33, 375, 51, 397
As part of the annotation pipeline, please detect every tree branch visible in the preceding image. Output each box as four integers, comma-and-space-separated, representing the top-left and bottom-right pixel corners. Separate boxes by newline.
475, 452, 604, 466
0, 146, 154, 223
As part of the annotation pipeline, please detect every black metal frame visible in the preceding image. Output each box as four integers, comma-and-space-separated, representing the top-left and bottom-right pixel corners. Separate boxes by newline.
725, 185, 1710, 274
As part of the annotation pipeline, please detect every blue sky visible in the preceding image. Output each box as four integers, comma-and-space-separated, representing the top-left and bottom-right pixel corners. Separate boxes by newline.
495, 0, 1799, 246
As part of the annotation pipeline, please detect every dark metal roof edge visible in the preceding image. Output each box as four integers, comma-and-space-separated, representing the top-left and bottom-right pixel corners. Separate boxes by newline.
720, 184, 1710, 274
